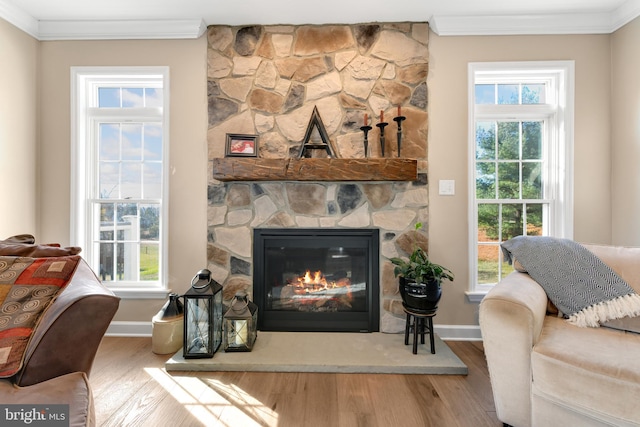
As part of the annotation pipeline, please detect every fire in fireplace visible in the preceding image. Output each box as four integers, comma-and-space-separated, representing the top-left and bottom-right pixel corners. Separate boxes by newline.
253, 228, 380, 332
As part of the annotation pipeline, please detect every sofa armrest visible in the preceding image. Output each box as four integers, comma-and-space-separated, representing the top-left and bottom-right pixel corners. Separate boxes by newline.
16, 259, 120, 386
479, 271, 549, 427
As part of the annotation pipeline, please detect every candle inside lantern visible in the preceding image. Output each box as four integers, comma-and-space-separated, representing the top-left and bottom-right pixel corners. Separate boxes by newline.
398, 105, 401, 116
380, 110, 384, 122
364, 113, 368, 126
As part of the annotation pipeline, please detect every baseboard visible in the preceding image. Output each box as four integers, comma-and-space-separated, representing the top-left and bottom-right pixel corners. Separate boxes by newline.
106, 321, 152, 337
106, 321, 482, 341
434, 324, 482, 341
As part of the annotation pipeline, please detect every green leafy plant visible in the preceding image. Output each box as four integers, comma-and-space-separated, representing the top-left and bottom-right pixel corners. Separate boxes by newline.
390, 223, 454, 285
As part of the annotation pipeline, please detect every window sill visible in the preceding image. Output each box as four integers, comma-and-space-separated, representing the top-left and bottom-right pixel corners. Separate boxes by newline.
465, 291, 488, 303
109, 287, 171, 299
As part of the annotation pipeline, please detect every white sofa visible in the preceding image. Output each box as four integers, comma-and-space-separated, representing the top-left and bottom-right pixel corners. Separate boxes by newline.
479, 243, 640, 427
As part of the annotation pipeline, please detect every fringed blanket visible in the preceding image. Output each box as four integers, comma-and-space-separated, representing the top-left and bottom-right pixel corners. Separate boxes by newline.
501, 236, 640, 328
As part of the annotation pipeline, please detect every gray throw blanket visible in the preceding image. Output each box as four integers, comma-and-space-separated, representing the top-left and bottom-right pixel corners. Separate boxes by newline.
501, 236, 640, 327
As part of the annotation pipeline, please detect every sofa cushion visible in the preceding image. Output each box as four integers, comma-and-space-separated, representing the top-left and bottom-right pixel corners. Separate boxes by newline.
583, 244, 640, 294
0, 372, 93, 427
532, 316, 640, 424
0, 256, 81, 377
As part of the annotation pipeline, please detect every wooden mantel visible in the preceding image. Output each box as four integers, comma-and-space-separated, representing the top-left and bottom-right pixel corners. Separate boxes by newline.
211, 158, 418, 182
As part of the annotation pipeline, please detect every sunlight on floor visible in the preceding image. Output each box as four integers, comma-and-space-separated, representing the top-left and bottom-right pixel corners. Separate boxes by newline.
144, 368, 279, 426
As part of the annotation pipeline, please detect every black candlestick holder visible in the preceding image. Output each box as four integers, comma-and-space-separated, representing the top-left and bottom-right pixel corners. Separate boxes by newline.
376, 122, 388, 157
360, 125, 372, 158
393, 115, 406, 157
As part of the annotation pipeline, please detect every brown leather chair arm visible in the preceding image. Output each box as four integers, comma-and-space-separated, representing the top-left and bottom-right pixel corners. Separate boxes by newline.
15, 260, 120, 386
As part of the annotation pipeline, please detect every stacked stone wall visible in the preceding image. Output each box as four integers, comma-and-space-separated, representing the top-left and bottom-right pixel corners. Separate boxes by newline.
207, 22, 429, 333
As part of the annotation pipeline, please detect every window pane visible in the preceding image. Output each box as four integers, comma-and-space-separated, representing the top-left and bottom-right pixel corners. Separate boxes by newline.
143, 163, 162, 199
523, 84, 545, 104
122, 124, 143, 161
117, 203, 138, 230
475, 84, 495, 104
497, 122, 519, 160
476, 162, 496, 199
476, 121, 496, 159
140, 243, 159, 281
122, 88, 144, 108
145, 88, 163, 107
121, 163, 142, 199
99, 124, 120, 160
497, 84, 518, 104
99, 162, 119, 199
98, 242, 114, 281
98, 202, 115, 237
502, 204, 524, 240
497, 162, 519, 199
522, 121, 542, 160
522, 162, 542, 199
144, 124, 163, 160
526, 204, 544, 235
501, 250, 515, 279
98, 88, 120, 108
478, 204, 499, 241
118, 242, 138, 280
477, 244, 499, 284
140, 204, 160, 241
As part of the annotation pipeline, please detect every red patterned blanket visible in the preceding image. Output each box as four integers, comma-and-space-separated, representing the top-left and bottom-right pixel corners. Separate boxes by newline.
0, 255, 80, 377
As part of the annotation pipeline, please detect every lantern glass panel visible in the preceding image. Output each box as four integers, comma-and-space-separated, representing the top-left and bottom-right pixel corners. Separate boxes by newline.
223, 293, 258, 352
212, 287, 223, 352
184, 296, 213, 357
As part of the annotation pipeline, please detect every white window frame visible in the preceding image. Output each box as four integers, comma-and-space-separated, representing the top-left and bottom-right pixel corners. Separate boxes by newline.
71, 66, 170, 299
467, 61, 574, 301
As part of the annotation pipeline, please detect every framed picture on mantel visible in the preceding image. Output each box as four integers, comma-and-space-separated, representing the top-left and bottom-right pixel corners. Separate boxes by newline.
225, 133, 259, 157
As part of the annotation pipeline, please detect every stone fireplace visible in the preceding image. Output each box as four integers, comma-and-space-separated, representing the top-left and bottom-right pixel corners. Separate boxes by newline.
206, 22, 429, 333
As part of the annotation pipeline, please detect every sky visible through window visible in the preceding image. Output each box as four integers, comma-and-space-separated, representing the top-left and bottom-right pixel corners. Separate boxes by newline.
97, 87, 163, 201
98, 87, 163, 108
475, 83, 545, 104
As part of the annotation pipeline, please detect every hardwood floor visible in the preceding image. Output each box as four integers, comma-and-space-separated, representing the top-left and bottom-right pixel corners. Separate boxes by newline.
90, 337, 501, 427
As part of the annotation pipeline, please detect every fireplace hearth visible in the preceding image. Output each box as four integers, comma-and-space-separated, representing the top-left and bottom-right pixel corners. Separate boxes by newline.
253, 228, 380, 332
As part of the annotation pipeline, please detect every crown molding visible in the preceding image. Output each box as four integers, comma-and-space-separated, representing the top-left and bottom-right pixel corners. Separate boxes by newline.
0, 0, 39, 38
610, 0, 640, 32
1, 0, 639, 40
37, 19, 206, 40
430, 10, 638, 36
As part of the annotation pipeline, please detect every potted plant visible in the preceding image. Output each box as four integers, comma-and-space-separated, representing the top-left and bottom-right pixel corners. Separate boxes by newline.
390, 223, 454, 312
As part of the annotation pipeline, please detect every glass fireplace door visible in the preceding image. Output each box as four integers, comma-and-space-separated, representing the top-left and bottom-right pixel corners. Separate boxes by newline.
253, 229, 379, 332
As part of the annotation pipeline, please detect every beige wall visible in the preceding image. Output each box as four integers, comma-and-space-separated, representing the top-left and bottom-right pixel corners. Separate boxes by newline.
0, 20, 39, 237
3, 17, 636, 327
428, 32, 612, 325
38, 38, 208, 321
611, 18, 640, 245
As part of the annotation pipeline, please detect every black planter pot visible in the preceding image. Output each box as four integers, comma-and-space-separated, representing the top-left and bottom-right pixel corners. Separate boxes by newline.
399, 276, 442, 313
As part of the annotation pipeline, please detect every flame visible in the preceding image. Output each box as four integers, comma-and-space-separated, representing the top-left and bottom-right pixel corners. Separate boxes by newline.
292, 270, 350, 296
280, 269, 353, 308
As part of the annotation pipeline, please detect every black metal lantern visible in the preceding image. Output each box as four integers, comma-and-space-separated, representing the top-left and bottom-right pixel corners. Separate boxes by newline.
223, 291, 258, 352
183, 269, 223, 359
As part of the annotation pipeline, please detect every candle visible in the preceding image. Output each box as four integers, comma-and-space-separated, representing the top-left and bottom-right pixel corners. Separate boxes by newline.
364, 113, 368, 126
380, 110, 384, 122
398, 105, 401, 116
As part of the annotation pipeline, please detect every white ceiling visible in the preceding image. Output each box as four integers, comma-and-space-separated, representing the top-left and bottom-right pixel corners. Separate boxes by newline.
1, 0, 639, 40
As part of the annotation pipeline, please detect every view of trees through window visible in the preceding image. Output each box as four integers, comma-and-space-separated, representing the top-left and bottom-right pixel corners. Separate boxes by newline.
474, 83, 547, 285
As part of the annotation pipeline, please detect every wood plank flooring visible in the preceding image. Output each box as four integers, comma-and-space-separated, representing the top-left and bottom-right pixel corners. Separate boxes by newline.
90, 337, 501, 427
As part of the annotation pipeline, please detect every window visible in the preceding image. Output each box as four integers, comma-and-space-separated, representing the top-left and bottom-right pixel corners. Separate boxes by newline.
467, 62, 574, 299
71, 67, 169, 298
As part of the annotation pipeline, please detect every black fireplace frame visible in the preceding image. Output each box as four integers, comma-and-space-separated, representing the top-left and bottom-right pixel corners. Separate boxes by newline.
253, 228, 380, 333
